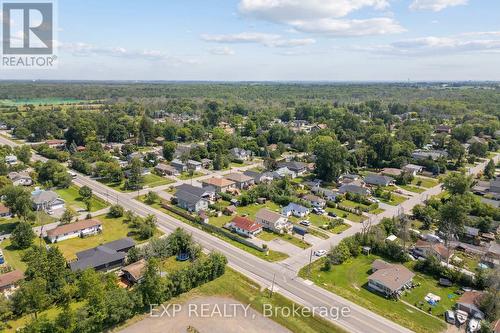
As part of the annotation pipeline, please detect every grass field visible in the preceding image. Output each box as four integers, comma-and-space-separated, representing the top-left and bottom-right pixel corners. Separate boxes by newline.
178, 171, 204, 180
0, 98, 92, 106
49, 215, 161, 260
377, 193, 407, 206
400, 185, 426, 193
412, 177, 439, 189
99, 173, 173, 192
299, 255, 447, 333
55, 185, 109, 212
325, 207, 367, 223
0, 239, 29, 271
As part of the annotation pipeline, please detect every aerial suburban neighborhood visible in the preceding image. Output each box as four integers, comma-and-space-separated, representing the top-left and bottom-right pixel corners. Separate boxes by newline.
0, 1, 499, 333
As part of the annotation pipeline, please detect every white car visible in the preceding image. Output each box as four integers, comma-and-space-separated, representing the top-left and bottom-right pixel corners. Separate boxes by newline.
314, 250, 327, 256
299, 220, 311, 227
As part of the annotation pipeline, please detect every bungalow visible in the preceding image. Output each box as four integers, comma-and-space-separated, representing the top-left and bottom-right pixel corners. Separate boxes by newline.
0, 203, 11, 218
281, 203, 310, 218
243, 170, 274, 184
187, 159, 202, 171
367, 259, 415, 297
124, 168, 150, 178
46, 219, 103, 243
121, 259, 147, 284
273, 167, 297, 179
200, 158, 212, 169
174, 186, 210, 213
227, 216, 262, 238
463, 226, 480, 244
313, 188, 339, 202
413, 240, 452, 262
31, 189, 65, 212
0, 270, 24, 294
412, 150, 448, 161
45, 139, 66, 149
255, 208, 290, 234
176, 184, 215, 201
338, 184, 370, 196
364, 174, 394, 187
456, 291, 485, 319
224, 173, 255, 189
229, 147, 252, 161
403, 164, 424, 176
482, 242, 500, 268
381, 168, 403, 177
277, 161, 308, 176
4, 155, 17, 166
171, 159, 187, 173
69, 238, 135, 272
155, 163, 180, 176
8, 171, 33, 186
202, 177, 236, 193
303, 194, 326, 208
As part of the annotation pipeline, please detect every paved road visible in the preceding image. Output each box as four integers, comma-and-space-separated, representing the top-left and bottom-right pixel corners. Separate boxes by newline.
1, 134, 496, 333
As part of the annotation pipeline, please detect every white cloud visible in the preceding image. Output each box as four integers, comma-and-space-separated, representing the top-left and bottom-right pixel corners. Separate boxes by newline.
239, 0, 389, 21
238, 0, 403, 37
290, 17, 405, 36
59, 42, 199, 65
410, 0, 468, 11
201, 32, 315, 48
357, 35, 500, 56
208, 46, 235, 55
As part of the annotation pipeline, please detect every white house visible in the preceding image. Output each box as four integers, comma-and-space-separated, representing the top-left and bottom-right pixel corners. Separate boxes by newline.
255, 208, 290, 234
227, 216, 262, 238
31, 189, 65, 212
281, 203, 310, 218
46, 219, 103, 243
303, 194, 326, 208
8, 172, 33, 186
4, 155, 17, 166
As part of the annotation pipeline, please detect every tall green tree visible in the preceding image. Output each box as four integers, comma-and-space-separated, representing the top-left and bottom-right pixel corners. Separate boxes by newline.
1, 185, 33, 221
11, 221, 36, 249
314, 138, 349, 182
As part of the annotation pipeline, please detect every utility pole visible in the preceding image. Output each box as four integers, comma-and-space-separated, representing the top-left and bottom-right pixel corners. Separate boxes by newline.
307, 248, 313, 279
269, 273, 276, 298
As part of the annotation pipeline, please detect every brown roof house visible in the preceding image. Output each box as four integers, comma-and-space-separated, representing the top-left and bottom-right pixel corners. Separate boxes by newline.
227, 216, 262, 238
46, 219, 103, 243
224, 173, 255, 189
367, 259, 415, 297
121, 259, 147, 284
0, 203, 10, 218
0, 270, 24, 294
155, 163, 180, 176
202, 177, 236, 193
456, 291, 485, 319
255, 208, 290, 234
413, 240, 453, 262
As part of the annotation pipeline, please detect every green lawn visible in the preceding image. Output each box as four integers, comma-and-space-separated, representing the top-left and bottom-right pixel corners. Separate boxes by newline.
325, 207, 367, 223
49, 215, 161, 260
412, 177, 439, 189
299, 255, 447, 333
56, 185, 109, 212
280, 233, 311, 249
400, 185, 426, 193
178, 171, 204, 180
371, 208, 385, 215
0, 239, 28, 271
257, 230, 279, 241
99, 173, 173, 192
210, 202, 281, 228
377, 193, 407, 206
328, 223, 351, 234
340, 199, 370, 210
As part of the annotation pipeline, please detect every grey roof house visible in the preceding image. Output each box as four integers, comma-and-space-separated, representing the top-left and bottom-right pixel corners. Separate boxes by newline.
338, 184, 370, 196
175, 186, 210, 213
364, 174, 394, 187
31, 189, 65, 212
69, 238, 135, 272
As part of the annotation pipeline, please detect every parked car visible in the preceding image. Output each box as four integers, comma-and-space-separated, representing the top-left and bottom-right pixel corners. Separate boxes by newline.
69, 171, 77, 179
327, 211, 337, 217
312, 207, 325, 215
445, 310, 456, 325
314, 250, 327, 257
299, 220, 311, 227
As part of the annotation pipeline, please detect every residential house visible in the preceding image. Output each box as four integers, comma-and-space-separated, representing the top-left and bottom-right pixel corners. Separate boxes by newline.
176, 184, 215, 201
224, 173, 255, 189
413, 240, 452, 262
201, 177, 236, 193
46, 219, 103, 243
463, 226, 480, 244
201, 158, 212, 169
171, 159, 187, 173
45, 139, 66, 149
338, 184, 370, 196
155, 163, 180, 176
482, 242, 500, 268
121, 259, 147, 284
467, 136, 488, 145
281, 203, 310, 218
456, 291, 485, 319
229, 147, 252, 161
412, 150, 448, 161
243, 170, 274, 184
313, 188, 339, 202
227, 216, 262, 238
0, 203, 11, 218
8, 171, 33, 186
175, 190, 208, 213
31, 189, 65, 212
367, 259, 415, 297
4, 155, 17, 166
124, 168, 150, 178
435, 125, 452, 134
126, 151, 143, 162
364, 174, 395, 187
255, 208, 290, 234
273, 167, 297, 179
69, 238, 135, 272
403, 164, 424, 176
0, 270, 24, 294
303, 194, 326, 208
187, 159, 202, 171
381, 168, 403, 177
277, 161, 308, 176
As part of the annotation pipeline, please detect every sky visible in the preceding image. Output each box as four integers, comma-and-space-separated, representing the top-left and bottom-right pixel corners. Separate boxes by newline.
1, 0, 500, 81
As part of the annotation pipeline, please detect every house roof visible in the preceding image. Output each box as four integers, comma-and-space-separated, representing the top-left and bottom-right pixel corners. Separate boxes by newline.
224, 172, 253, 183
202, 177, 235, 188
0, 270, 24, 288
31, 190, 59, 205
0, 203, 9, 214
255, 208, 284, 223
303, 194, 326, 203
155, 163, 178, 172
230, 216, 262, 232
70, 238, 135, 271
403, 164, 424, 171
176, 184, 214, 197
283, 202, 309, 213
464, 226, 480, 237
46, 219, 102, 238
121, 259, 147, 282
381, 168, 403, 176
175, 190, 206, 205
415, 240, 452, 259
338, 184, 369, 196
368, 261, 415, 292
457, 291, 484, 313
365, 174, 394, 186
372, 259, 393, 271
278, 161, 307, 172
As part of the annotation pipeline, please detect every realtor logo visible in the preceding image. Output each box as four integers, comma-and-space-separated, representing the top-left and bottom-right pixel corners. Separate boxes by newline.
1, 1, 57, 68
